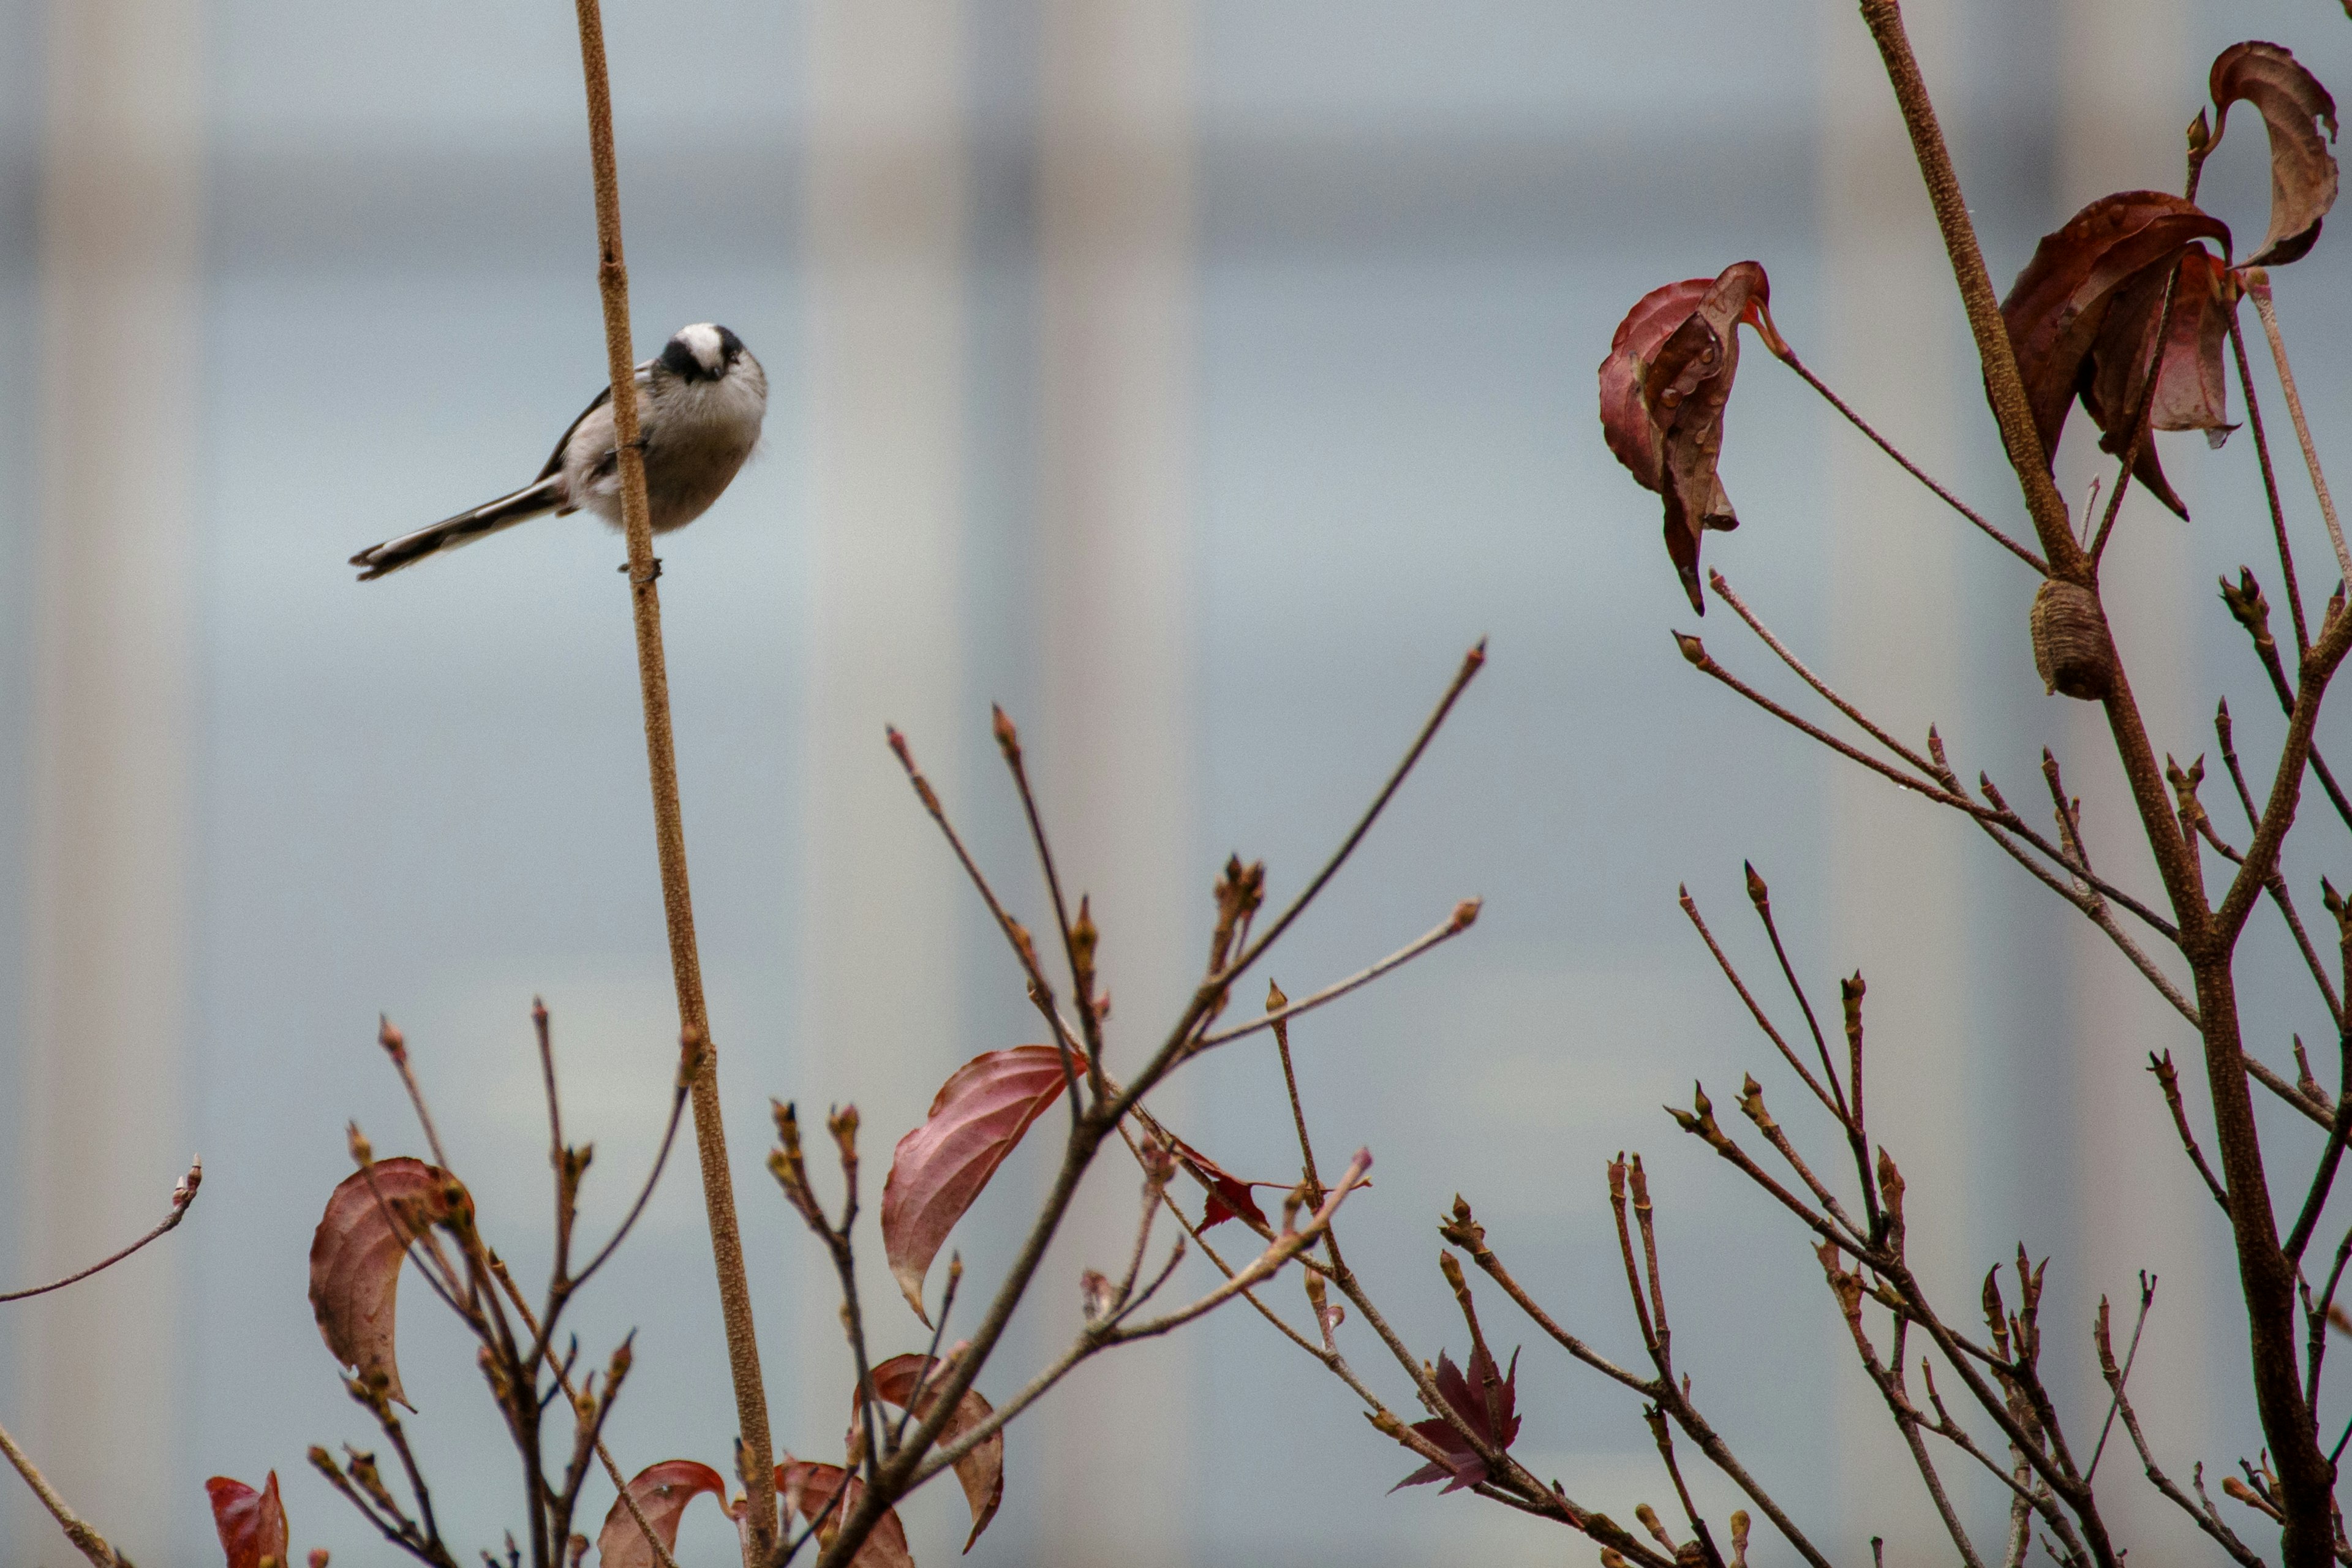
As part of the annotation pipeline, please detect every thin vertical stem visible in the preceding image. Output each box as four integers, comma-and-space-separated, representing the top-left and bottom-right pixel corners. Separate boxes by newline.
567, 5, 774, 1561
2248, 273, 2351, 589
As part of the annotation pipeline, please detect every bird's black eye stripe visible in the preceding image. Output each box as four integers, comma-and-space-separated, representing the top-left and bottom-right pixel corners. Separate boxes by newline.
660, 336, 707, 381
715, 325, 744, 362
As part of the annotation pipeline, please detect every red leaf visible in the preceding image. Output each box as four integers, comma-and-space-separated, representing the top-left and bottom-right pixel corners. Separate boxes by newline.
1390, 1346, 1521, 1494
2208, 41, 2339, 266
1597, 262, 1781, 612
307, 1158, 467, 1409
1999, 192, 2231, 494
882, 1046, 1072, 1322
206, 1473, 288, 1568
864, 1349, 1003, 1551
2079, 247, 2242, 514
1166, 1136, 1272, 1234
776, 1461, 915, 1568
595, 1460, 726, 1568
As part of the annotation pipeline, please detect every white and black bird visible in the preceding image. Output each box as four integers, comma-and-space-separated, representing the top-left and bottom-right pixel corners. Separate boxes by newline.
350, 322, 767, 580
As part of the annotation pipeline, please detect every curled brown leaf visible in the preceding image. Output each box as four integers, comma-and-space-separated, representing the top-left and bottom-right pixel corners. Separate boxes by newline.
206, 1472, 289, 1568
2080, 246, 2242, 514
2207, 40, 2339, 266
306, 1156, 467, 1409
863, 1348, 1003, 1552
776, 1461, 915, 1568
1598, 262, 1782, 612
2000, 191, 2231, 508
595, 1460, 726, 1568
881, 1046, 1071, 1324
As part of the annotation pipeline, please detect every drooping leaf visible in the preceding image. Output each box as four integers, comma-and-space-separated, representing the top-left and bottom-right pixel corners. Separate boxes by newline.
1390, 1346, 1521, 1494
2077, 246, 2242, 513
2208, 41, 2339, 266
882, 1046, 1072, 1323
776, 1461, 915, 1568
307, 1158, 467, 1409
206, 1473, 289, 1568
2000, 191, 2231, 495
595, 1460, 727, 1568
862, 1349, 1003, 1551
1166, 1136, 1272, 1233
1597, 262, 1781, 612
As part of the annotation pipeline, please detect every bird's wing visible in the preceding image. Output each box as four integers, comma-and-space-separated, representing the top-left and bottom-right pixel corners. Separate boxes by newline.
534, 358, 656, 481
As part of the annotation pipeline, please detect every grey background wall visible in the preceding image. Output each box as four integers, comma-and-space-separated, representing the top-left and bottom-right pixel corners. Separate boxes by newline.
4, 0, 2351, 1562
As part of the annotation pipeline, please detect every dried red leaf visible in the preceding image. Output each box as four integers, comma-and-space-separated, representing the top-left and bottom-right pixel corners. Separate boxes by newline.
1390, 1346, 1521, 1494
595, 1460, 727, 1568
307, 1157, 467, 1409
1166, 1136, 1272, 1234
206, 1472, 289, 1568
881, 1046, 1072, 1322
1598, 262, 1781, 612
2079, 246, 2242, 512
2208, 41, 2339, 266
776, 1461, 915, 1568
862, 1349, 1003, 1551
2000, 192, 2231, 499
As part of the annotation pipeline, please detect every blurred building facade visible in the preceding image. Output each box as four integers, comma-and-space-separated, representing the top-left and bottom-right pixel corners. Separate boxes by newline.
4, 0, 2350, 1562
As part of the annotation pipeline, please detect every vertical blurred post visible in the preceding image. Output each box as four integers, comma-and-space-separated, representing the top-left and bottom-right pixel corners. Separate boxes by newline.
802, 0, 970, 1422
1820, 0, 1975, 1552
17, 0, 202, 1553
2056, 0, 2209, 1547
1033, 0, 1196, 1559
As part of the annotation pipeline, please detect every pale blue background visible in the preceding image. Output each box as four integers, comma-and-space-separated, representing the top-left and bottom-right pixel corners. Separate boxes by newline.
5, 1, 2352, 1563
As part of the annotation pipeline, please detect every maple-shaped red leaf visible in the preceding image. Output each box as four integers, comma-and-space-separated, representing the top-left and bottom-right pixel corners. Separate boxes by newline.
307, 1157, 467, 1409
1166, 1136, 1272, 1233
2208, 41, 2339, 266
1599, 262, 1782, 613
2078, 246, 2242, 512
882, 1046, 1072, 1324
1390, 1346, 1521, 1494
206, 1472, 289, 1568
595, 1459, 727, 1568
776, 1461, 916, 1568
863, 1350, 1003, 1551
2000, 191, 2231, 511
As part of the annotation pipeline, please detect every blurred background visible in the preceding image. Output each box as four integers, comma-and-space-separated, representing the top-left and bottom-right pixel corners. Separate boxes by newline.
5, 0, 2352, 1562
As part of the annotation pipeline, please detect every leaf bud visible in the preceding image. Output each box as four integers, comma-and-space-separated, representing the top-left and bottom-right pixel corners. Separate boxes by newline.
1672, 631, 1708, 668
1080, 1268, 1116, 1324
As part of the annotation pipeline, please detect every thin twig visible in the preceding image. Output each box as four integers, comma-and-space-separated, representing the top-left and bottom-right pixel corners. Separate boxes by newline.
2248, 272, 2351, 587
2231, 312, 2310, 653
0, 1414, 130, 1567
0, 1156, 200, 1303
1217, 643, 1487, 989
1194, 903, 1480, 1050
1768, 349, 2045, 573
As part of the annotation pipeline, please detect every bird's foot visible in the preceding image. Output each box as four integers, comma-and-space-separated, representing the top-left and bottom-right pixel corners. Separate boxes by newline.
620, 556, 664, 586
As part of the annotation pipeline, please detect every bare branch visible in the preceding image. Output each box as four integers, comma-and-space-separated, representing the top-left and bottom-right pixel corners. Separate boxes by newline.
0, 1156, 201, 1305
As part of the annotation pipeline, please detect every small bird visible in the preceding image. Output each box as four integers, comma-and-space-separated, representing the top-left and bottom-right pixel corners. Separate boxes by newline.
350, 322, 767, 580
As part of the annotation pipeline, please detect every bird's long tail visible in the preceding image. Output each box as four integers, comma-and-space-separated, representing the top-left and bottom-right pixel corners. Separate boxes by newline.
350, 477, 564, 580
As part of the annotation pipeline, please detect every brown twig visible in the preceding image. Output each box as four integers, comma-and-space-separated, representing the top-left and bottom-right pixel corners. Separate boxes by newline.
1768, 348, 2045, 572
0, 1414, 131, 1567
2230, 312, 2310, 654
1194, 902, 1480, 1051
2149, 1052, 2231, 1212
0, 1156, 200, 1304
2247, 273, 2351, 587
565, 4, 773, 1558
